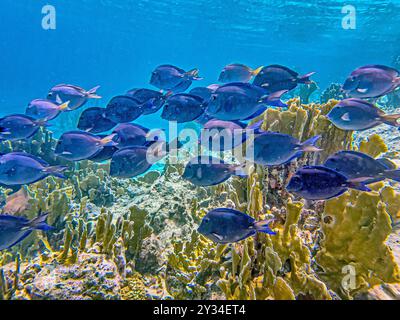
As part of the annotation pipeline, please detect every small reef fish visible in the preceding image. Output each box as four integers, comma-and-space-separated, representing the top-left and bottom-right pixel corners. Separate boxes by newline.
327, 98, 400, 131
206, 82, 287, 121
113, 123, 160, 149
26, 99, 70, 121
286, 165, 371, 200
161, 93, 206, 123
55, 131, 117, 161
0, 213, 53, 251
342, 65, 400, 99
48, 84, 101, 110
0, 115, 48, 141
126, 88, 166, 115
198, 208, 276, 244
88, 135, 119, 162
218, 64, 263, 83
0, 152, 67, 186
253, 65, 315, 94
105, 95, 144, 124
110, 145, 160, 178
324, 151, 400, 184
246, 132, 321, 166
182, 156, 248, 187
2, 188, 32, 215
201, 119, 263, 151
78, 107, 117, 134
150, 65, 203, 92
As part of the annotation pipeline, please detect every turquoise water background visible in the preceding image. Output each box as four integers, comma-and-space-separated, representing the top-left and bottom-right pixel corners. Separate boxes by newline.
1, 0, 400, 133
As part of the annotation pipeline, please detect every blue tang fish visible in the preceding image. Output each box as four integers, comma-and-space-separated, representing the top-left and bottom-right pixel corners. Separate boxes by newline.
198, 208, 276, 244
150, 65, 203, 92
253, 65, 315, 94
182, 156, 248, 187
342, 65, 400, 99
48, 84, 101, 110
126, 88, 166, 115
105, 95, 144, 124
324, 151, 400, 184
286, 166, 371, 200
246, 132, 321, 166
206, 82, 287, 121
26, 100, 70, 121
110, 145, 163, 178
0, 152, 67, 186
219, 64, 264, 83
113, 123, 161, 149
0, 115, 48, 141
327, 98, 400, 131
78, 107, 117, 134
55, 131, 118, 161
0, 213, 53, 251
161, 93, 206, 123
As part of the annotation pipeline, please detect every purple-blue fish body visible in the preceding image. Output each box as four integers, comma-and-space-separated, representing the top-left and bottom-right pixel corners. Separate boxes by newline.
113, 123, 161, 149
206, 82, 287, 121
55, 131, 118, 161
48, 84, 101, 110
110, 146, 154, 178
78, 107, 117, 134
0, 115, 48, 141
342, 65, 400, 98
182, 156, 248, 186
0, 152, 67, 186
253, 65, 315, 94
150, 65, 203, 92
246, 132, 321, 166
219, 64, 263, 83
198, 208, 275, 244
0, 213, 53, 251
161, 93, 206, 123
26, 99, 70, 121
324, 151, 400, 184
126, 88, 166, 115
105, 95, 144, 123
327, 98, 400, 131
286, 166, 371, 200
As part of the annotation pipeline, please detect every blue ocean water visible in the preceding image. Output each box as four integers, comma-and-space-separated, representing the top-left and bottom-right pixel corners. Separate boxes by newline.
1, 0, 400, 134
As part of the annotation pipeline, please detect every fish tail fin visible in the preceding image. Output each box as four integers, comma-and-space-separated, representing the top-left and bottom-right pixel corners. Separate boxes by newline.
101, 134, 118, 147
185, 69, 203, 81
28, 213, 54, 232
87, 86, 102, 99
251, 66, 264, 76
301, 135, 323, 152
58, 101, 71, 111
254, 219, 276, 235
261, 90, 288, 108
384, 169, 400, 183
298, 72, 316, 84
42, 165, 68, 179
232, 163, 250, 178
393, 77, 400, 89
347, 177, 372, 192
380, 113, 400, 127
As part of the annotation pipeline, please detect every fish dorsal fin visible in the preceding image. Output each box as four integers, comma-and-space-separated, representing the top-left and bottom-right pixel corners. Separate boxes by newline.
358, 65, 400, 77
267, 64, 299, 77
212, 208, 244, 216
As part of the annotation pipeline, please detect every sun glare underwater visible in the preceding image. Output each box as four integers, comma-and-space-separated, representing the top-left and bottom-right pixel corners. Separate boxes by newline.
1, 0, 400, 301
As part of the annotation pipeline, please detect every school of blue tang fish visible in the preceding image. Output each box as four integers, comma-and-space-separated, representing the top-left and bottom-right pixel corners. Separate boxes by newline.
1, 63, 400, 270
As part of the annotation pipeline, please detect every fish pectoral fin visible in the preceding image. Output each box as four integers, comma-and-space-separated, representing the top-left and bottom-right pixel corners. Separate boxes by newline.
61, 151, 73, 155
211, 232, 224, 241
196, 168, 203, 180
341, 112, 351, 121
